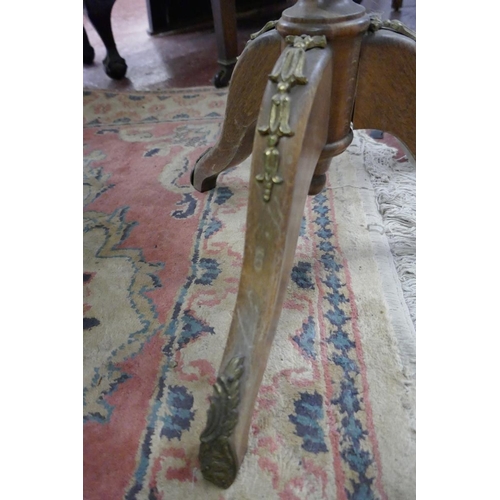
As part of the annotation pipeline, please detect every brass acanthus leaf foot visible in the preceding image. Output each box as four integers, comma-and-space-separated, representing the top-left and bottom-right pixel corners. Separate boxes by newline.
199, 356, 245, 489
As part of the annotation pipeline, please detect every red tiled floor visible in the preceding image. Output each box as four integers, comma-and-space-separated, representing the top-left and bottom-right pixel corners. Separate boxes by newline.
83, 0, 416, 91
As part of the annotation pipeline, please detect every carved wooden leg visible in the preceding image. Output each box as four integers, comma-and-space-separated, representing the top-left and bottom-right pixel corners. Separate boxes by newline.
84, 0, 127, 80
191, 27, 282, 192
199, 38, 333, 489
352, 23, 416, 158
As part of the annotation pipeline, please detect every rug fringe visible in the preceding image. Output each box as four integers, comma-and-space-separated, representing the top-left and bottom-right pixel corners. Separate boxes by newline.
360, 132, 416, 328
352, 131, 416, 432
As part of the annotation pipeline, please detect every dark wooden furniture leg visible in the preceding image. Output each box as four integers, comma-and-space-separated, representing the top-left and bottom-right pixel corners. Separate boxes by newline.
83, 27, 95, 64
210, 0, 239, 87
192, 0, 415, 489
84, 0, 127, 80
145, 0, 169, 35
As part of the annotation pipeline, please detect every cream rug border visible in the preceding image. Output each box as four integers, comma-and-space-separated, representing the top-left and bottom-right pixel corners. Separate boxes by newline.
326, 135, 416, 498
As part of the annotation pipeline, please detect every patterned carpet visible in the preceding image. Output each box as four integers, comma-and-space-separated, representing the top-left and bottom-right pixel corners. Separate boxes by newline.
83, 88, 415, 499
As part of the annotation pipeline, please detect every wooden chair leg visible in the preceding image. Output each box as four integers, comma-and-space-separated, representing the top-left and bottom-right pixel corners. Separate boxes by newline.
191, 27, 282, 192
352, 25, 416, 158
199, 39, 333, 489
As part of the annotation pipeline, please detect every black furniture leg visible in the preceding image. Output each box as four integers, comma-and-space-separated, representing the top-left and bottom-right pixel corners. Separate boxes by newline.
83, 27, 95, 64
84, 0, 127, 79
210, 0, 238, 87
145, 0, 169, 35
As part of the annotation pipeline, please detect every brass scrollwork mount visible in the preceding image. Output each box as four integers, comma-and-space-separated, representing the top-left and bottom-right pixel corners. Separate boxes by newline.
256, 34, 327, 202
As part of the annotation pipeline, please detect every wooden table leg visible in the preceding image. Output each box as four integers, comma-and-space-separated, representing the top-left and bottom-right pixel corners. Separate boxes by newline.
210, 0, 239, 87
191, 28, 282, 192
145, 0, 169, 35
199, 39, 333, 489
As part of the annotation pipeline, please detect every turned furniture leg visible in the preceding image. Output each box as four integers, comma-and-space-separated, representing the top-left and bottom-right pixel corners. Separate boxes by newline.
191, 27, 282, 192
352, 21, 416, 158
199, 38, 333, 489
210, 0, 238, 88
84, 0, 127, 80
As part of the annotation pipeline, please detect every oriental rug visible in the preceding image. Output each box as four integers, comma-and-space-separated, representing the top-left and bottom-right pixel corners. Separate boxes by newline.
83, 87, 416, 500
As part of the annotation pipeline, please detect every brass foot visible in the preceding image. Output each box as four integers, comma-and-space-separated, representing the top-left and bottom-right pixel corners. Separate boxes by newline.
199, 356, 245, 489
